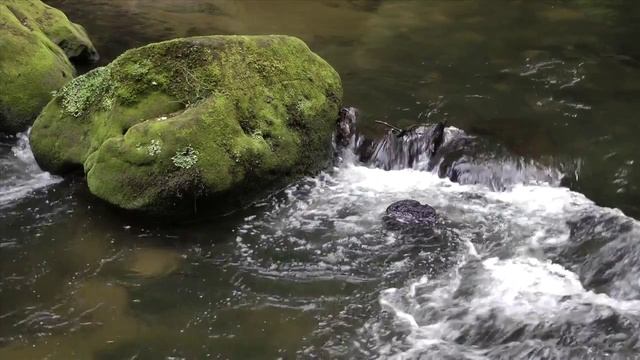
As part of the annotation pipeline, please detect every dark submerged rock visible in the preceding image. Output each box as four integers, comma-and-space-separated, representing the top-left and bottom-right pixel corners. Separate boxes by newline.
556, 212, 640, 299
382, 200, 458, 279
369, 122, 446, 170
334, 107, 565, 190
335, 107, 358, 148
383, 199, 437, 230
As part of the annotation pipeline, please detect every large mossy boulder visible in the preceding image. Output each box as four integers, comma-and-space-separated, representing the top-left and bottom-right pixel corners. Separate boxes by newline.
0, 0, 98, 134
31, 35, 342, 214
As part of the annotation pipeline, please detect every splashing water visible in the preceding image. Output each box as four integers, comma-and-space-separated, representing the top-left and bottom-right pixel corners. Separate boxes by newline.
337, 109, 571, 191
1, 123, 638, 359
0, 130, 61, 207
234, 129, 640, 358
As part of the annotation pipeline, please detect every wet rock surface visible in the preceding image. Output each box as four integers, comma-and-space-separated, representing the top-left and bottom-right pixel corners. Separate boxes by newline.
335, 107, 567, 191
383, 199, 437, 230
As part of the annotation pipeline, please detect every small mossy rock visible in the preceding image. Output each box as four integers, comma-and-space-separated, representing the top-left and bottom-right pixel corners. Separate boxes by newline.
0, 0, 98, 134
31, 35, 342, 214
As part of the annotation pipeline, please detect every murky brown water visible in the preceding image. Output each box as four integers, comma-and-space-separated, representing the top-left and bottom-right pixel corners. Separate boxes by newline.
2, 0, 640, 358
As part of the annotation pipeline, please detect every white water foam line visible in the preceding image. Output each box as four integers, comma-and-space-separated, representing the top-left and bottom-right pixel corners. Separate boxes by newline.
0, 130, 61, 206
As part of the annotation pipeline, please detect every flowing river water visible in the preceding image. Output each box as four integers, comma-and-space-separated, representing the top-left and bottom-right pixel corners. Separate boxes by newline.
2, 1, 640, 359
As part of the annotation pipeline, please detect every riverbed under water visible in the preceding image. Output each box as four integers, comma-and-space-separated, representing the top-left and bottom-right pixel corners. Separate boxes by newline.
2, 1, 640, 359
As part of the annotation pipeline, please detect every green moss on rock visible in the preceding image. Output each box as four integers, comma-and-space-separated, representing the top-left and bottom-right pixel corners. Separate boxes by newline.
31, 35, 342, 214
0, 0, 98, 134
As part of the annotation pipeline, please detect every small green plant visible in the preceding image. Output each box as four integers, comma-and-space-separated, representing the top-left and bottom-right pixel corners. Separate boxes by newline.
59, 67, 113, 118
125, 62, 149, 78
172, 145, 199, 169
147, 139, 162, 156
294, 99, 313, 115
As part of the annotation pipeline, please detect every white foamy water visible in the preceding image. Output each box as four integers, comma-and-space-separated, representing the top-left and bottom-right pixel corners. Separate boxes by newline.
235, 157, 640, 358
355, 167, 640, 358
375, 251, 640, 359
0, 131, 61, 207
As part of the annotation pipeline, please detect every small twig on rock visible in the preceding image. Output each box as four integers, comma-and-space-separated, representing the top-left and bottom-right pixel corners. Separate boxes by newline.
375, 120, 403, 133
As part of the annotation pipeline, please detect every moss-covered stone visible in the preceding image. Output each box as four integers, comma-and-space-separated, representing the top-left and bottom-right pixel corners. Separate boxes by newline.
31, 35, 342, 214
0, 0, 98, 134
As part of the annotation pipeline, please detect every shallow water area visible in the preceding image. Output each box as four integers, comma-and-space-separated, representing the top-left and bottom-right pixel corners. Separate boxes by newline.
2, 0, 640, 358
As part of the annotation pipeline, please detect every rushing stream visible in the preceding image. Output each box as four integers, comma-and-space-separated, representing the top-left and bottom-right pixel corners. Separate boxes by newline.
3, 1, 640, 359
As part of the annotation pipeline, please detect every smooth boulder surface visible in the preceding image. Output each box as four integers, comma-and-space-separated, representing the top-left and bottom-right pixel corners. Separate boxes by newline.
31, 35, 342, 214
0, 0, 98, 133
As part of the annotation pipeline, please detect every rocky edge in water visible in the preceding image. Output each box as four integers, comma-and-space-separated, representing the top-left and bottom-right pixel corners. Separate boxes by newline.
0, 0, 98, 134
336, 106, 565, 191
30, 35, 342, 215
